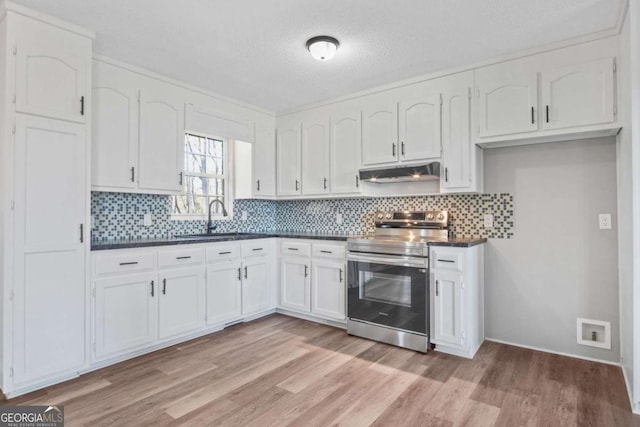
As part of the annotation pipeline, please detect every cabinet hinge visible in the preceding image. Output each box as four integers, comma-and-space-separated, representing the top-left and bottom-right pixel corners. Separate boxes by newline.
9, 368, 13, 377
613, 59, 617, 73
9, 290, 14, 301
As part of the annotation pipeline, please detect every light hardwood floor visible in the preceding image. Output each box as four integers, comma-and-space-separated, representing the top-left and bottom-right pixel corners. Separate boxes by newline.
2, 314, 638, 426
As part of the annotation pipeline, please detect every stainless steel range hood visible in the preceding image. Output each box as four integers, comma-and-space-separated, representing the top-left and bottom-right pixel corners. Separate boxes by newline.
359, 162, 440, 183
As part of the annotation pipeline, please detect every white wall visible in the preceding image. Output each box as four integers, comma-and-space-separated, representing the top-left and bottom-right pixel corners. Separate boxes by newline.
484, 137, 620, 363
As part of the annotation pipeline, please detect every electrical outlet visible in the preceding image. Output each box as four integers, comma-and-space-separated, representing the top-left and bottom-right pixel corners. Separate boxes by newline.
484, 214, 494, 229
241, 211, 248, 221
143, 213, 152, 226
90, 215, 95, 229
599, 214, 612, 230
336, 213, 343, 225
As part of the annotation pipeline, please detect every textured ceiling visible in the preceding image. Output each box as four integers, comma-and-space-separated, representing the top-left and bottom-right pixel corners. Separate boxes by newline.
12, 0, 623, 112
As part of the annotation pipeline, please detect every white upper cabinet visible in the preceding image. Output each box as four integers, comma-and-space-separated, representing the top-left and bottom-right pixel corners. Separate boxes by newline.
92, 61, 138, 190
330, 110, 362, 195
362, 102, 398, 166
399, 95, 441, 162
476, 69, 538, 138
441, 88, 476, 192
138, 83, 185, 193
541, 57, 615, 131
302, 117, 331, 195
253, 123, 277, 198
12, 13, 91, 123
276, 123, 302, 196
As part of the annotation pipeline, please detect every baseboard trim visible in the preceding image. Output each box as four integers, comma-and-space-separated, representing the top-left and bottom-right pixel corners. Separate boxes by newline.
620, 363, 639, 414
275, 308, 346, 330
485, 337, 621, 366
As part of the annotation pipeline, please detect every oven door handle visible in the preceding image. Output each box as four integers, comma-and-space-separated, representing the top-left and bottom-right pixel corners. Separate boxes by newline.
347, 252, 427, 268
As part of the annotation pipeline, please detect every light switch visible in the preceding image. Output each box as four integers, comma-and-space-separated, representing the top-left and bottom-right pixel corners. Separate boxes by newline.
599, 214, 612, 230
143, 213, 152, 226
484, 214, 494, 229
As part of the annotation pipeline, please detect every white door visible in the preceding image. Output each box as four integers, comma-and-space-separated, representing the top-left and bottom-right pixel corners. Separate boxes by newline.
206, 263, 242, 326
242, 257, 271, 316
13, 14, 90, 123
302, 118, 331, 195
331, 110, 362, 194
362, 102, 398, 166
276, 124, 301, 196
94, 273, 158, 360
280, 257, 310, 313
433, 270, 464, 346
92, 62, 138, 190
253, 124, 276, 197
477, 71, 538, 137
138, 85, 184, 193
441, 88, 472, 192
541, 58, 615, 130
12, 115, 86, 386
158, 267, 205, 340
399, 95, 441, 162
311, 260, 346, 321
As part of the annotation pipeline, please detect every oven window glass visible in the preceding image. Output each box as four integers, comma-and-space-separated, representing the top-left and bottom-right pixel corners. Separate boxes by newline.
360, 271, 411, 307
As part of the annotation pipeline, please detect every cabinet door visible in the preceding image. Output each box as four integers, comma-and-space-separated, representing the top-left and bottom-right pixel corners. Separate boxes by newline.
206, 263, 242, 326
302, 118, 331, 195
541, 58, 615, 130
92, 62, 138, 190
253, 123, 276, 197
362, 103, 398, 166
331, 111, 362, 194
12, 116, 86, 385
13, 13, 90, 123
158, 267, 205, 340
242, 257, 271, 316
94, 273, 158, 360
477, 71, 538, 137
433, 270, 464, 346
276, 124, 301, 196
399, 95, 441, 162
311, 260, 346, 321
441, 88, 472, 192
138, 85, 184, 193
280, 257, 310, 312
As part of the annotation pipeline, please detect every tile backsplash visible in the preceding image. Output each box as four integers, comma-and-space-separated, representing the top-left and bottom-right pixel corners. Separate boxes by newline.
91, 192, 514, 240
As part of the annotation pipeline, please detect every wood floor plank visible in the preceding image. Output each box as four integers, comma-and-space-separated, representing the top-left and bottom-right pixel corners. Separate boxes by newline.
0, 314, 636, 427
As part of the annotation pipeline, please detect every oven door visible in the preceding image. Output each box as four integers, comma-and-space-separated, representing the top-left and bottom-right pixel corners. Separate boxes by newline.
347, 252, 428, 334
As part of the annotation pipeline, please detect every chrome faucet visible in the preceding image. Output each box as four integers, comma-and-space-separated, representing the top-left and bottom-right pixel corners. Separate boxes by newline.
207, 199, 228, 234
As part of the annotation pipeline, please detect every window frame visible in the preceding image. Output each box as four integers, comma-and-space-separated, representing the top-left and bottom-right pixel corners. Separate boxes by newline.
171, 131, 234, 221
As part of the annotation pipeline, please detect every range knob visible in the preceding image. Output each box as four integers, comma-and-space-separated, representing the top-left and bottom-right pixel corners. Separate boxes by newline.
426, 213, 434, 220
385, 212, 392, 219
437, 213, 445, 220
377, 213, 384, 220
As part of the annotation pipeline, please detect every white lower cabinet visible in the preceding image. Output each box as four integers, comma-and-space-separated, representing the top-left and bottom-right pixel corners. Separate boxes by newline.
279, 241, 346, 323
242, 256, 271, 316
158, 267, 206, 340
311, 260, 346, 321
280, 257, 311, 312
206, 262, 242, 326
430, 245, 484, 359
94, 273, 158, 360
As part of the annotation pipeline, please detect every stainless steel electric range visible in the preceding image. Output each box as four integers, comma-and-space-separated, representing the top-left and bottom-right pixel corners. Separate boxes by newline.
346, 210, 449, 352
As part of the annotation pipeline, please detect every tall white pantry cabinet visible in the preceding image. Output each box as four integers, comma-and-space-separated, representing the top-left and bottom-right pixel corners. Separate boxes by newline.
0, 3, 94, 396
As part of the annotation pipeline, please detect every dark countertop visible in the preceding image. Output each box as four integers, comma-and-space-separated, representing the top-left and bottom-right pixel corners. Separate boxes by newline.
91, 232, 353, 251
429, 237, 488, 247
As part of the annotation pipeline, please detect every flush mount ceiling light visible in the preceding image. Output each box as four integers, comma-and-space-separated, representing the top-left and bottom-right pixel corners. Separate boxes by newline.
306, 36, 340, 61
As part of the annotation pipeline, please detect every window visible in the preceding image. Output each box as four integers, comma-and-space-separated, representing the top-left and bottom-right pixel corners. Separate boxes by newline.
173, 133, 229, 217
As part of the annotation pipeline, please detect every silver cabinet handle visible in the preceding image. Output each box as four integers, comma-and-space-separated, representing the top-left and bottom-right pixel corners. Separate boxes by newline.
119, 261, 138, 266
80, 96, 85, 116
219, 251, 232, 255
79, 224, 84, 243
150, 280, 155, 297
244, 266, 248, 279
324, 177, 327, 190
355, 175, 359, 188
531, 106, 535, 124
131, 166, 135, 182
401, 141, 405, 156
252, 248, 263, 252
437, 259, 455, 263
295, 180, 299, 191
176, 256, 191, 260
256, 179, 260, 191
445, 167, 449, 183
162, 278, 167, 295
339, 269, 343, 282
392, 142, 396, 157
288, 247, 299, 251
435, 280, 439, 296
304, 265, 309, 278
237, 267, 241, 281
546, 105, 550, 123
179, 172, 184, 186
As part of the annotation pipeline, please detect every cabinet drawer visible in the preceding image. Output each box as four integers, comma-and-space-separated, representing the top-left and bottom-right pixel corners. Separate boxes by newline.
94, 251, 156, 276
312, 243, 346, 259
280, 241, 311, 257
431, 249, 463, 271
242, 240, 270, 258
158, 247, 205, 268
206, 243, 241, 263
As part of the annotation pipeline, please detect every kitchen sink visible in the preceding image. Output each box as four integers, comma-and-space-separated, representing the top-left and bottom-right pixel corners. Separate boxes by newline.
175, 232, 265, 239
